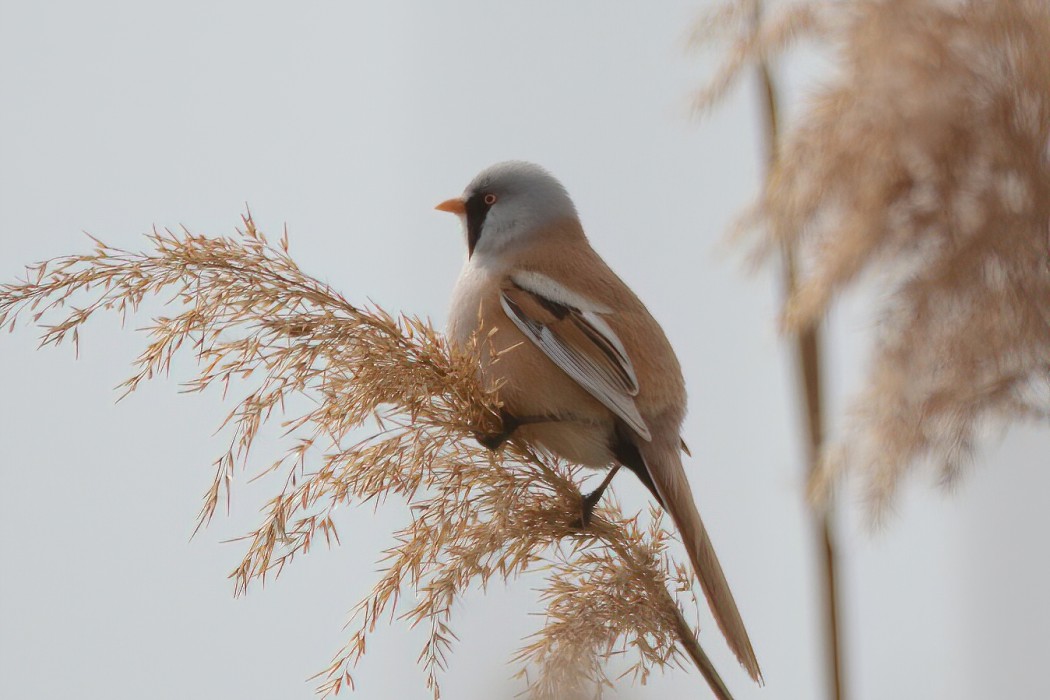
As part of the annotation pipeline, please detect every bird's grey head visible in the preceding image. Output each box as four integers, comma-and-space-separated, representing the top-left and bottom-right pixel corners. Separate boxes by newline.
438, 161, 579, 259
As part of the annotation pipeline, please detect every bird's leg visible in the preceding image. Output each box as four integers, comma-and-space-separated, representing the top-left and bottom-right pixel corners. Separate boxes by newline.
573, 464, 622, 529
473, 411, 559, 451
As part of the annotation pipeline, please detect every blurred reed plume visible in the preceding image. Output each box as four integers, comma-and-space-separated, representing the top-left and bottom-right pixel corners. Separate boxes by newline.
700, 0, 1050, 514
0, 217, 737, 699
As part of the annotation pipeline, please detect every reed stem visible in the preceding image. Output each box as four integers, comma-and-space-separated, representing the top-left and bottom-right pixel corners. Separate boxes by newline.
752, 3, 845, 698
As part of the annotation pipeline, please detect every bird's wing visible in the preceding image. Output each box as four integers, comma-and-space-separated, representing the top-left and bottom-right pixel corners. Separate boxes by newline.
498, 271, 651, 441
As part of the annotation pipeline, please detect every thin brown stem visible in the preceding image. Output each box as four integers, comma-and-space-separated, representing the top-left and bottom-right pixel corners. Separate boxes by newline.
671, 602, 735, 700
595, 516, 736, 699
752, 2, 845, 699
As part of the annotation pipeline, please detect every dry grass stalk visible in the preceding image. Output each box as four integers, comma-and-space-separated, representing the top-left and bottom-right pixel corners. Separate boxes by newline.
0, 216, 728, 698
696, 3, 847, 698
701, 0, 1050, 515
750, 2, 846, 698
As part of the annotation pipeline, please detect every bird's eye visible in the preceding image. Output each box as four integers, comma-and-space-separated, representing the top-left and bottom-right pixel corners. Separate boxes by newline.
483, 193, 498, 206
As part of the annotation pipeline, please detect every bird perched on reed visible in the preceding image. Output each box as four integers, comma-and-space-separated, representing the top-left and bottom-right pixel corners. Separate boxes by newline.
436, 161, 762, 688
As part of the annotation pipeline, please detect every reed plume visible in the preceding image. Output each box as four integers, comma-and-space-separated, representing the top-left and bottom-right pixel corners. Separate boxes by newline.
0, 217, 737, 698
700, 0, 1050, 514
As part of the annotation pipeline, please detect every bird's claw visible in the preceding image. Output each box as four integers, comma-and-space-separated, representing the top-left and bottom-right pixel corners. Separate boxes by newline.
473, 408, 520, 451
570, 488, 604, 529
473, 429, 510, 451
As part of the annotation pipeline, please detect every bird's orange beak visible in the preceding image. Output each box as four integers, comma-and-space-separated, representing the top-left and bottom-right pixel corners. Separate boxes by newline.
435, 198, 466, 215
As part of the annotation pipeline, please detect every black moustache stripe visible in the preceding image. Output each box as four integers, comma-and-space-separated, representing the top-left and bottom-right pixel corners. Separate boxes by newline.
465, 193, 493, 257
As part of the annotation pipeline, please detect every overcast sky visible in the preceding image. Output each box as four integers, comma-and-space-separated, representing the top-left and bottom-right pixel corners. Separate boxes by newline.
1, 2, 1047, 699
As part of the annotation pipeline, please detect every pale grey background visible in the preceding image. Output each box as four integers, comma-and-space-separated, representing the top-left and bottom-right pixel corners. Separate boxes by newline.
1, 2, 1047, 699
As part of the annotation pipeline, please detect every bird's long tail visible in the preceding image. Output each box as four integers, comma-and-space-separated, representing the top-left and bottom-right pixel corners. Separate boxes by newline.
639, 441, 763, 685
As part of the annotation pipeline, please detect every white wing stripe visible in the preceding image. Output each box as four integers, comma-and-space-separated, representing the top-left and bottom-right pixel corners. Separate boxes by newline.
510, 270, 612, 314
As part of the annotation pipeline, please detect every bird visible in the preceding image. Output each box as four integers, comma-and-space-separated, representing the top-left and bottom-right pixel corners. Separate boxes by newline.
436, 161, 762, 691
